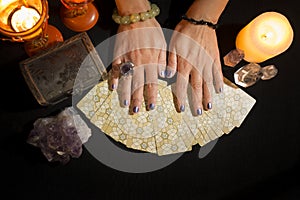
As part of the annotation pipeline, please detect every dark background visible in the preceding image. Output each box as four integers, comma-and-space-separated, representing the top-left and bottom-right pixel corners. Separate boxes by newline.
1, 0, 299, 199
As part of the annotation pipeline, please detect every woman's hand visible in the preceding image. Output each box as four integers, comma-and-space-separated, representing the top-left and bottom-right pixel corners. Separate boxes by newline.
167, 0, 228, 115
167, 20, 223, 115
110, 0, 166, 114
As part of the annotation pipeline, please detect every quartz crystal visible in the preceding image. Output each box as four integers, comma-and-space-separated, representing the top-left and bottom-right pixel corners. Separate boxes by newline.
223, 48, 245, 67
261, 65, 278, 80
234, 63, 278, 87
27, 107, 91, 164
234, 63, 263, 87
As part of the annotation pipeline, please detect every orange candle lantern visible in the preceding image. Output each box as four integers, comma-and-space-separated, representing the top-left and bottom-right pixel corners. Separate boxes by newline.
0, 0, 63, 56
60, 0, 99, 32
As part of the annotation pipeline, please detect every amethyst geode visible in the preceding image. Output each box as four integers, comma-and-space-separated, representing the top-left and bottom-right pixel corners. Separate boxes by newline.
27, 107, 91, 164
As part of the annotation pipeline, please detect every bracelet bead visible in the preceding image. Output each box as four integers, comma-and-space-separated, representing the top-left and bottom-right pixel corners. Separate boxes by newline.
130, 13, 141, 23
140, 12, 150, 21
112, 2, 160, 25
121, 16, 130, 25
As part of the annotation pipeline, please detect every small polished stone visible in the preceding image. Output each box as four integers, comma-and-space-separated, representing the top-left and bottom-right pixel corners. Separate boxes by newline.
261, 65, 278, 80
223, 48, 245, 67
234, 63, 263, 87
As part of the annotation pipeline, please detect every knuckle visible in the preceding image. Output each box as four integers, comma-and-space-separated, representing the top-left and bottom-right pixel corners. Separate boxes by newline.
191, 82, 202, 90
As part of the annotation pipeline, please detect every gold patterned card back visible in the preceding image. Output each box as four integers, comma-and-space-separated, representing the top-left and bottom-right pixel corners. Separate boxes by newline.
77, 78, 256, 155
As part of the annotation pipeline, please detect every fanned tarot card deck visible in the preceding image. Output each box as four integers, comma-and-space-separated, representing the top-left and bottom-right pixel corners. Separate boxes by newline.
77, 78, 256, 155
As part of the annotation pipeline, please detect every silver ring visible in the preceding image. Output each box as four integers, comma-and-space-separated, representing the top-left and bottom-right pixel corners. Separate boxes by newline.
120, 61, 134, 76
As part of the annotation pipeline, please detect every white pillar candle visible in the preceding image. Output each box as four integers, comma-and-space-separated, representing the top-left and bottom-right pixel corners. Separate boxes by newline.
236, 12, 294, 63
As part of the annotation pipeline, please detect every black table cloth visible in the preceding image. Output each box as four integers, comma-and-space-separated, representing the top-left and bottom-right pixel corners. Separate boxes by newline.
1, 0, 299, 199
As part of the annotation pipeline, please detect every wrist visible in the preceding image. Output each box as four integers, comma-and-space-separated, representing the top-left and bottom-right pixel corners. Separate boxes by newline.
112, 2, 160, 25
186, 0, 229, 24
181, 15, 218, 29
115, 0, 151, 16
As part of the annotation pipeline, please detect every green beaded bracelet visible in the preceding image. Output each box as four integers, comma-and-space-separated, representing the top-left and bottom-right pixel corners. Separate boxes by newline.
112, 2, 160, 25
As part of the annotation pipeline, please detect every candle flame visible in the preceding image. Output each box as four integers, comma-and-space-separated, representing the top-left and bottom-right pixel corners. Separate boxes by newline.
10, 6, 41, 32
261, 32, 273, 41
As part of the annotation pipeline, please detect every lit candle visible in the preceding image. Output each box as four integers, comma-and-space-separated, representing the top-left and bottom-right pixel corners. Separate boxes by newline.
72, 0, 88, 3
11, 6, 41, 32
235, 12, 294, 63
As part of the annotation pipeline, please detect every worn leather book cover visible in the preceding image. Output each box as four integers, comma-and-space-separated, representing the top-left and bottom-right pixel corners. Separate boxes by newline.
19, 32, 107, 106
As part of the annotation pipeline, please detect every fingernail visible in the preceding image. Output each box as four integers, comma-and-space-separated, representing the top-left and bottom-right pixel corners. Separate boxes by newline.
123, 100, 129, 106
166, 70, 173, 78
219, 87, 223, 93
112, 84, 116, 90
133, 106, 139, 113
207, 102, 212, 110
180, 105, 185, 112
160, 71, 166, 78
149, 103, 155, 110
196, 108, 202, 115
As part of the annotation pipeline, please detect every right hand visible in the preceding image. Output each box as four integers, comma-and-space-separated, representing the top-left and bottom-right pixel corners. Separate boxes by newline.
109, 1, 166, 114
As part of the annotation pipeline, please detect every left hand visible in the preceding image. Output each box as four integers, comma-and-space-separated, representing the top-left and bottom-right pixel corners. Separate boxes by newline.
167, 19, 223, 115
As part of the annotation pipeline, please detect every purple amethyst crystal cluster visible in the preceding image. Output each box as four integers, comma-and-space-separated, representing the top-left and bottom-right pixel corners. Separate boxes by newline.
27, 107, 91, 164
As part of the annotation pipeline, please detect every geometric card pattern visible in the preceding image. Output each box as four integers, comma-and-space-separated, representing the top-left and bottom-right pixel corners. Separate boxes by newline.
77, 78, 256, 156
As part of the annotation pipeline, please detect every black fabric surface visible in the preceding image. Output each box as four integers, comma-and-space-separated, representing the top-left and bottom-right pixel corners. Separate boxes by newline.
1, 0, 299, 199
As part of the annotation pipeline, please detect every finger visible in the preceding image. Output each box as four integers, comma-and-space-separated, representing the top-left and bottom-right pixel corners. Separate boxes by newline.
117, 75, 132, 107
167, 33, 178, 78
112, 56, 122, 74
145, 82, 157, 111
110, 57, 122, 90
174, 58, 190, 112
202, 80, 212, 111
145, 63, 158, 110
212, 57, 224, 93
158, 48, 167, 78
130, 65, 144, 114
202, 61, 214, 94
198, 56, 214, 111
207, 32, 223, 93
190, 69, 203, 116
166, 51, 177, 78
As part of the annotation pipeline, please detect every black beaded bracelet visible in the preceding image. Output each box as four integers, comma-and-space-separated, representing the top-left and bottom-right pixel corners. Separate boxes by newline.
181, 14, 218, 29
